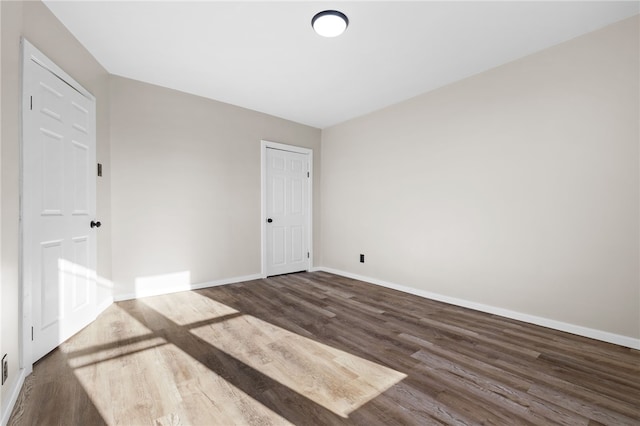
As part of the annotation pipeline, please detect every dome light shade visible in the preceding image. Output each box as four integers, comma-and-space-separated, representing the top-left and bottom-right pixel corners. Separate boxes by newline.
312, 10, 349, 37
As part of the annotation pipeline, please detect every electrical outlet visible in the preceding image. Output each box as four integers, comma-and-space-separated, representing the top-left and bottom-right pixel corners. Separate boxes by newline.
360, 254, 365, 263
2, 354, 7, 385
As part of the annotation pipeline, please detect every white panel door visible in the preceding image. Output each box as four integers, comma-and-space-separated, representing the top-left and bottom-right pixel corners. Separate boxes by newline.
23, 45, 98, 362
266, 148, 309, 276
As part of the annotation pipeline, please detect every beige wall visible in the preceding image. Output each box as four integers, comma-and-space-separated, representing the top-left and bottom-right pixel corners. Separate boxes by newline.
1, 0, 111, 415
1, 2, 22, 412
321, 16, 639, 340
110, 76, 321, 298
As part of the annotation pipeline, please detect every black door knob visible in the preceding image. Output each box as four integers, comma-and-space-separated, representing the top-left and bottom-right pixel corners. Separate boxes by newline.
267, 218, 273, 223
91, 220, 101, 228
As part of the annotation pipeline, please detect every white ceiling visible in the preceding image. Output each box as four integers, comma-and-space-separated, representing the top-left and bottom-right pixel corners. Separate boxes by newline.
43, 1, 639, 129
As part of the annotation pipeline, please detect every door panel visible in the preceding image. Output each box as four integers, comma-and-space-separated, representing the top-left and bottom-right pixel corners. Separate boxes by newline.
272, 227, 286, 266
291, 226, 304, 262
291, 179, 303, 214
42, 129, 64, 214
72, 141, 89, 214
40, 241, 63, 329
24, 52, 98, 362
265, 148, 309, 276
272, 175, 286, 215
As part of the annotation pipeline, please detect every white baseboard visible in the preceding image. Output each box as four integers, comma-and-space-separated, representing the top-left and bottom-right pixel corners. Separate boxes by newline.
316, 267, 640, 350
97, 297, 113, 312
114, 273, 264, 301
96, 296, 113, 314
1, 367, 28, 426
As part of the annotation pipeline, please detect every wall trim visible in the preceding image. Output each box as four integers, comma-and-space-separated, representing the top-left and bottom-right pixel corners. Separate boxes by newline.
317, 267, 640, 350
114, 273, 264, 301
96, 296, 114, 315
1, 367, 28, 426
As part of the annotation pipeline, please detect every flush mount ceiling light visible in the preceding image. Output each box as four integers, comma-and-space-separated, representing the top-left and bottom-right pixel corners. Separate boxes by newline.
312, 10, 349, 37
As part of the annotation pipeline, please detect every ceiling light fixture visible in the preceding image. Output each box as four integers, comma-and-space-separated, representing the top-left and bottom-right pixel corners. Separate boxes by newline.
312, 10, 349, 38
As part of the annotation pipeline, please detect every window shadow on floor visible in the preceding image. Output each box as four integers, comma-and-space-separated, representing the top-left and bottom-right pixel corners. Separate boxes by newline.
8, 349, 106, 426
118, 297, 356, 424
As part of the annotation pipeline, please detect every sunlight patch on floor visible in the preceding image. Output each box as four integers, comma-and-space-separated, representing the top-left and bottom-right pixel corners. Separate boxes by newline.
71, 339, 293, 425
64, 291, 405, 423
140, 290, 239, 326
190, 310, 407, 418
59, 303, 154, 355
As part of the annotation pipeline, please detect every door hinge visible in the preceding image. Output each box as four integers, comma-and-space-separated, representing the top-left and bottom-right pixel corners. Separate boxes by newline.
307, 172, 310, 178
30, 96, 33, 111
31, 326, 34, 341
307, 252, 310, 259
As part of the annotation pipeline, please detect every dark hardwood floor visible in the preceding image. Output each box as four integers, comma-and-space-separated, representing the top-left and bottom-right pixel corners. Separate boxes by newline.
9, 271, 640, 425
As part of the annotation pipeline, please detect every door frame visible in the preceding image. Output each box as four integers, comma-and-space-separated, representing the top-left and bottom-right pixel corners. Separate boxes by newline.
20, 38, 96, 373
260, 140, 313, 277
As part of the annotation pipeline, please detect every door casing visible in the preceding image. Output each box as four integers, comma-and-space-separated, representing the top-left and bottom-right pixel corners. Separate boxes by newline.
261, 140, 313, 277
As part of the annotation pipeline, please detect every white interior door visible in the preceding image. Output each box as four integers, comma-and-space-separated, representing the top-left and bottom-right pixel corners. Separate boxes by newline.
265, 147, 310, 276
22, 40, 98, 362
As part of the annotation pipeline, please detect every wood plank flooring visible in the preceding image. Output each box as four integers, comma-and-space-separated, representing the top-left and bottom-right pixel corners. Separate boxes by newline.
8, 271, 640, 425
